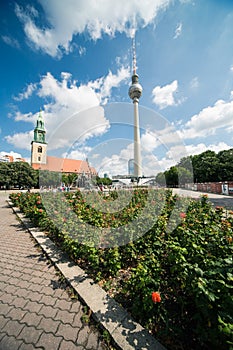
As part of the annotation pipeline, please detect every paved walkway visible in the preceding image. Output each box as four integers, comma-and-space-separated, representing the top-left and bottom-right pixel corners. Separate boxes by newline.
0, 194, 105, 350
172, 188, 233, 209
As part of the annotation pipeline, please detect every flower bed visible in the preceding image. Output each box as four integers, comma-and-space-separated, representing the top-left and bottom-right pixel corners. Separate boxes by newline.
9, 189, 233, 350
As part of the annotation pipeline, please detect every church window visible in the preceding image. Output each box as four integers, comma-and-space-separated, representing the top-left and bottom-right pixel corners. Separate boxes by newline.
38, 156, 41, 161
38, 146, 42, 153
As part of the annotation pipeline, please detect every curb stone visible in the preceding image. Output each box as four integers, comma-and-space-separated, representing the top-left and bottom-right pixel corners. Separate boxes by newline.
8, 201, 166, 350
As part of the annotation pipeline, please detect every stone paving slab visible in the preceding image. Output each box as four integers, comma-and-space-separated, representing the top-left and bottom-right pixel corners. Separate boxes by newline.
6, 198, 166, 350
0, 198, 105, 350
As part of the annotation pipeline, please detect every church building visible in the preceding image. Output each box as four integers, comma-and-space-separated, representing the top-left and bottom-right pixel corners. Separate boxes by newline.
31, 112, 97, 178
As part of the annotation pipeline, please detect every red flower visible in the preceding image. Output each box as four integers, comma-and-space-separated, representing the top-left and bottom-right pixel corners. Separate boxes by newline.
179, 212, 186, 219
152, 292, 161, 303
215, 206, 223, 211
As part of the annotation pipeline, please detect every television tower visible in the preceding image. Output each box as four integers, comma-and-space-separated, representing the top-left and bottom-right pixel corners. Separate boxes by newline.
128, 34, 143, 178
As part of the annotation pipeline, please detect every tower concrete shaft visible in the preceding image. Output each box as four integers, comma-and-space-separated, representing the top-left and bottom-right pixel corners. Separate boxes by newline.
133, 97, 142, 177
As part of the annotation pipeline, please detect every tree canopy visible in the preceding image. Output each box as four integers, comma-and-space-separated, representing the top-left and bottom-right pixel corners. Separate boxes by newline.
0, 161, 38, 189
156, 148, 233, 187
0, 161, 113, 190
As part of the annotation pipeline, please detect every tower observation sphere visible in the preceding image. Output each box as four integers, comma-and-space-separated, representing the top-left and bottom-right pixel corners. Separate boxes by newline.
128, 73, 143, 101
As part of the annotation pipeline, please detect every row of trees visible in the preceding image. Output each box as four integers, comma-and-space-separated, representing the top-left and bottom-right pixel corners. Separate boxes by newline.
0, 161, 38, 189
156, 149, 233, 187
0, 161, 112, 190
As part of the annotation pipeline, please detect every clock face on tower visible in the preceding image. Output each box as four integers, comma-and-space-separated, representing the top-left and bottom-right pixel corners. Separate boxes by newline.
38, 132, 44, 141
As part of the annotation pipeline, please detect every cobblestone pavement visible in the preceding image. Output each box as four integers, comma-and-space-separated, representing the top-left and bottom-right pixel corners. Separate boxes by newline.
0, 195, 106, 350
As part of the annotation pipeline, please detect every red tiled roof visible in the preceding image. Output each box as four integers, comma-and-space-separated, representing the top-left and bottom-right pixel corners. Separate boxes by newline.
32, 156, 97, 175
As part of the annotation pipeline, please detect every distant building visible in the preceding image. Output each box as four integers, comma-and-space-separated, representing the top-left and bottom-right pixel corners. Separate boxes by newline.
0, 155, 13, 163
15, 157, 26, 162
128, 159, 134, 176
31, 111, 97, 178
0, 155, 25, 163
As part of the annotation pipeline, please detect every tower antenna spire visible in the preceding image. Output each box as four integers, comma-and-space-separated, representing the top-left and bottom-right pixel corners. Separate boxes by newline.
132, 34, 137, 75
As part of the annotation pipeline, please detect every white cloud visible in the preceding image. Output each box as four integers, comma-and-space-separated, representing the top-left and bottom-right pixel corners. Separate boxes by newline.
6, 67, 128, 151
189, 76, 199, 89
95, 143, 133, 177
14, 111, 35, 122
88, 66, 130, 104
180, 93, 233, 139
92, 153, 100, 159
63, 146, 92, 160
166, 142, 231, 163
155, 156, 177, 173
142, 154, 158, 174
5, 131, 33, 151
186, 142, 232, 155
230, 65, 233, 72
141, 131, 159, 152
1, 35, 20, 49
174, 22, 182, 39
15, 0, 172, 57
13, 83, 37, 101
78, 46, 86, 56
98, 155, 128, 177
152, 80, 182, 109
141, 124, 181, 153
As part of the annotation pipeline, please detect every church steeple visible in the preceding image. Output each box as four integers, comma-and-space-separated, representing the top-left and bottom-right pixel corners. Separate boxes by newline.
33, 110, 46, 143
31, 110, 47, 166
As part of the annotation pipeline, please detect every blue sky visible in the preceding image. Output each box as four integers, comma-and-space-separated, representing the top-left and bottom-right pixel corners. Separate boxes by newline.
1, 0, 233, 177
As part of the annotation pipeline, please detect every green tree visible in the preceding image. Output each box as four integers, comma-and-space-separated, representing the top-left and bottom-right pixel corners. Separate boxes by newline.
9, 162, 38, 189
165, 166, 178, 187
192, 151, 220, 183
155, 172, 166, 186
61, 173, 78, 187
177, 166, 193, 185
0, 162, 12, 189
217, 149, 233, 181
94, 176, 112, 186
177, 156, 193, 173
0, 162, 38, 189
